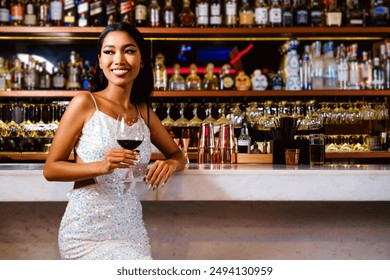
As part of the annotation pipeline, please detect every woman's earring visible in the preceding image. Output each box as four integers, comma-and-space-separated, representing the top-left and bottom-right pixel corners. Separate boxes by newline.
140, 61, 144, 68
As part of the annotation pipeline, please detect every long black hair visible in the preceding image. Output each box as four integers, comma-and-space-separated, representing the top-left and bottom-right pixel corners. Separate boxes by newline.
90, 22, 153, 105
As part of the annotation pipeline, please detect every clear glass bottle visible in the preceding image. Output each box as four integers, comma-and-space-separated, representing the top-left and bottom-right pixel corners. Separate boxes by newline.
38, 62, 52, 89
300, 45, 312, 90
254, 0, 268, 27
10, 58, 23, 90
282, 0, 293, 27
294, 0, 308, 26
66, 50, 81, 90
345, 0, 365, 26
25, 59, 38, 90
179, 0, 195, 26
0, 57, 10, 91
269, 0, 282, 27
10, 0, 24, 26
224, 0, 237, 27
380, 43, 390, 90
309, 0, 323, 27
209, 0, 222, 27
148, 0, 160, 27
203, 63, 219, 90
169, 63, 185, 90
186, 63, 202, 90
371, 0, 389, 26
153, 53, 167, 90
134, 0, 147, 26
196, 0, 209, 27
120, 0, 134, 24
51, 0, 64, 26
323, 41, 337, 90
106, 0, 118, 25
162, 0, 175, 27
325, 0, 342, 27
372, 56, 384, 90
337, 43, 348, 90
348, 43, 360, 90
24, 0, 37, 26
89, 0, 104, 26
237, 121, 251, 153
77, 0, 89, 26
63, 0, 77, 26
239, 0, 254, 27
38, 0, 51, 26
52, 61, 66, 90
219, 63, 235, 90
360, 50, 372, 89
0, 0, 10, 26
311, 41, 324, 90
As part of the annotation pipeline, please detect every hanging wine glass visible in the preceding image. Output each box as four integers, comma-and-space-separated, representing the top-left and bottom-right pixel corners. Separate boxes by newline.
216, 103, 231, 125
161, 103, 176, 127
202, 102, 216, 124
187, 103, 203, 127
174, 102, 189, 127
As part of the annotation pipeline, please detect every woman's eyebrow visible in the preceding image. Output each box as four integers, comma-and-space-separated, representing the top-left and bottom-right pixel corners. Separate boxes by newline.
103, 43, 137, 49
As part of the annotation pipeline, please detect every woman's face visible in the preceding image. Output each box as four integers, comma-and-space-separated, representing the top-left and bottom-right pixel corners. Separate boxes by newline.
98, 30, 142, 88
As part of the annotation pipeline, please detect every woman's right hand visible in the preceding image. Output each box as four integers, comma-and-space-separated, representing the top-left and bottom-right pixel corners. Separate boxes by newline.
99, 148, 139, 174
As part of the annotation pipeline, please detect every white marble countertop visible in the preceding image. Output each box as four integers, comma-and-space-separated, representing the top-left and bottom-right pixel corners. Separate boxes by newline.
1, 163, 390, 202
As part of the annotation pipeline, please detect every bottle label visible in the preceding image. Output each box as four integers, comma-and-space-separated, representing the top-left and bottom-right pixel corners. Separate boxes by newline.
337, 62, 348, 82
90, 1, 103, 16
269, 8, 282, 24
239, 12, 254, 26
53, 76, 66, 88
326, 12, 342, 26
11, 5, 24, 21
210, 3, 222, 25
64, 0, 76, 10
120, 1, 132, 14
135, 5, 147, 20
0, 76, 6, 90
310, 10, 322, 25
225, 2, 237, 16
24, 14, 37, 25
255, 7, 268, 25
0, 9, 10, 22
296, 10, 308, 25
78, 2, 89, 14
26, 3, 35, 15
51, 1, 64, 20
223, 76, 234, 89
197, 3, 209, 25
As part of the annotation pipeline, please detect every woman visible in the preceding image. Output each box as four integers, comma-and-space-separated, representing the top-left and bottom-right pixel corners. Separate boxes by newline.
44, 23, 186, 260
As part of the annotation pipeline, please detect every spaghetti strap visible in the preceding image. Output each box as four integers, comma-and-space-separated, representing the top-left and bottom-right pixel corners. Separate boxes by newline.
134, 104, 141, 117
88, 92, 99, 111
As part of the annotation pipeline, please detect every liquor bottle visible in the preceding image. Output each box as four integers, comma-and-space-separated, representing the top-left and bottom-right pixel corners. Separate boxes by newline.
80, 60, 94, 90
203, 63, 219, 90
345, 0, 365, 26
66, 51, 81, 90
219, 63, 235, 90
24, 58, 37, 90
271, 71, 284, 90
348, 43, 360, 90
120, 0, 134, 24
169, 63, 185, 90
10, 58, 23, 90
360, 50, 372, 89
134, 0, 147, 26
294, 0, 308, 26
224, 0, 237, 27
63, 0, 77, 26
10, 0, 24, 26
186, 63, 202, 90
153, 53, 167, 90
251, 69, 268, 90
52, 61, 66, 90
281, 0, 293, 27
51, 0, 64, 26
179, 0, 195, 27
309, 0, 323, 27
237, 122, 251, 153
311, 41, 324, 90
239, 0, 254, 27
235, 70, 251, 90
269, 0, 282, 27
0, 0, 10, 26
325, 0, 342, 27
0, 57, 10, 90
380, 44, 390, 89
372, 56, 384, 89
196, 0, 209, 27
254, 0, 268, 27
371, 0, 389, 26
105, 0, 118, 25
337, 43, 348, 90
38, 62, 51, 89
323, 41, 337, 89
209, 0, 222, 27
37, 0, 50, 26
77, 0, 89, 26
90, 0, 105, 26
24, 0, 37, 26
162, 0, 175, 27
300, 45, 312, 90
148, 0, 160, 27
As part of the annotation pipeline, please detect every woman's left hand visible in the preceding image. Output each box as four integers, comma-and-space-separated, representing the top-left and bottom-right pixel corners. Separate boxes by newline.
145, 159, 178, 190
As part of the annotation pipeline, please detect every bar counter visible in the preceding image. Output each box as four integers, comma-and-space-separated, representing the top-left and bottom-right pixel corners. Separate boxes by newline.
1, 163, 390, 202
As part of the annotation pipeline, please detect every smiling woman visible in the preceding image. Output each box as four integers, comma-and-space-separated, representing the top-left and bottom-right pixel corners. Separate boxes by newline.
43, 23, 186, 260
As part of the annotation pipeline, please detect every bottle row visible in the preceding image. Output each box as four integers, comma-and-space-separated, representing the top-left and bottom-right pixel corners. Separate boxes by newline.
0, 0, 389, 28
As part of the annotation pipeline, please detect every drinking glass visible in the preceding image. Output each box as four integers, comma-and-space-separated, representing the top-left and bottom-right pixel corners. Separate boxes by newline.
309, 134, 325, 165
161, 103, 176, 127
115, 113, 145, 182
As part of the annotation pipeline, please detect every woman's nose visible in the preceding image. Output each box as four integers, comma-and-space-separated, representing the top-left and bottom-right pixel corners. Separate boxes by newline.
113, 52, 124, 64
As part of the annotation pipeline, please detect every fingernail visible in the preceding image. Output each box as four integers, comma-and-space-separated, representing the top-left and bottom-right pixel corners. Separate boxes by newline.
152, 185, 157, 191
161, 182, 165, 188
147, 184, 152, 190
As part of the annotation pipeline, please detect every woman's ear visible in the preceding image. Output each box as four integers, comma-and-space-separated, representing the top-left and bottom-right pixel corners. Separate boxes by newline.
140, 60, 144, 68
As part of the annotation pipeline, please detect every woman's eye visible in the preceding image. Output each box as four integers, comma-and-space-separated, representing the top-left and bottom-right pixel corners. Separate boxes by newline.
103, 50, 114, 55
125, 49, 136, 54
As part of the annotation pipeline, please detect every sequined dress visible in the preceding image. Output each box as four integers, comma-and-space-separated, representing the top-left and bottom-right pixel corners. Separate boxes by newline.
58, 93, 152, 260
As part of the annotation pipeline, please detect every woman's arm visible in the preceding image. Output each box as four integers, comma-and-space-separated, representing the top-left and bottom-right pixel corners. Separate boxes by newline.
140, 104, 186, 189
43, 93, 135, 182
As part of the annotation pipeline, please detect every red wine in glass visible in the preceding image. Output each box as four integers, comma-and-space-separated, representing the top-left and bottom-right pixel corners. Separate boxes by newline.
117, 139, 142, 150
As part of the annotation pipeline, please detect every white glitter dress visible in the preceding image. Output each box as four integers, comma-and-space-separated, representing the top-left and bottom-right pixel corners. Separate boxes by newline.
58, 93, 152, 260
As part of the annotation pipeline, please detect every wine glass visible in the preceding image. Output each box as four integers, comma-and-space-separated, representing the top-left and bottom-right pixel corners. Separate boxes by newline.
115, 113, 145, 182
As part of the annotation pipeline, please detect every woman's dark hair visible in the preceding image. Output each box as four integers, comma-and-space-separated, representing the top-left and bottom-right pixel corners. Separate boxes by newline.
90, 22, 153, 104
